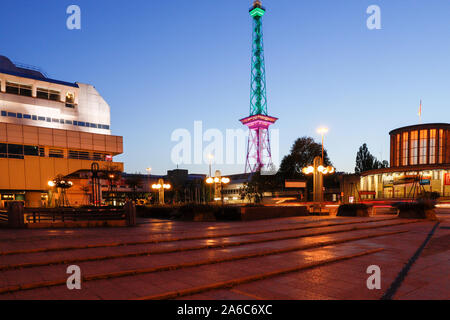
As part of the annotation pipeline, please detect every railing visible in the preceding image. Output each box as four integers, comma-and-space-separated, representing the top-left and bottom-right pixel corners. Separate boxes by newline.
12, 61, 49, 78
24, 207, 126, 224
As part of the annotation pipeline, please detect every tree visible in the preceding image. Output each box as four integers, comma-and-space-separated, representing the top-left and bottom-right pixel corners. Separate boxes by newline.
240, 171, 279, 204
125, 175, 143, 201
374, 159, 389, 169
80, 185, 91, 205
355, 143, 389, 174
278, 136, 332, 179
103, 164, 122, 205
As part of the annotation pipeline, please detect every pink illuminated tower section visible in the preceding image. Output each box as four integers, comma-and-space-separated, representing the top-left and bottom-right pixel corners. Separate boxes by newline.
240, 114, 278, 173
241, 1, 277, 173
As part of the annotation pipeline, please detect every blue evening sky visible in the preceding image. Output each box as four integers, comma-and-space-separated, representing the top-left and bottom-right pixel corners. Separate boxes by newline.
1, 0, 449, 175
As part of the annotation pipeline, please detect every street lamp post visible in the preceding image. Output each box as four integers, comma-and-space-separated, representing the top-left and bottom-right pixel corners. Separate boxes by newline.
146, 167, 152, 204
152, 178, 171, 205
48, 179, 73, 207
207, 154, 214, 178
302, 157, 335, 214
317, 127, 329, 165
206, 175, 230, 206
206, 154, 215, 203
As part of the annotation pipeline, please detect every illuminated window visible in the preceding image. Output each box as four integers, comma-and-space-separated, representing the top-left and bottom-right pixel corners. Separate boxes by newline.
430, 129, 436, 164
396, 134, 400, 167
65, 92, 75, 108
439, 129, 444, 163
66, 92, 75, 103
402, 132, 409, 166
410, 131, 418, 165
419, 130, 428, 164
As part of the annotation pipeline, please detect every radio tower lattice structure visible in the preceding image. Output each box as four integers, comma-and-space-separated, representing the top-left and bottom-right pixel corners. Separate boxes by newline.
240, 0, 278, 173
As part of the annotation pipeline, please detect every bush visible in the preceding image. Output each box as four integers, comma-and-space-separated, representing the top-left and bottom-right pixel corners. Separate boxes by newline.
337, 204, 370, 217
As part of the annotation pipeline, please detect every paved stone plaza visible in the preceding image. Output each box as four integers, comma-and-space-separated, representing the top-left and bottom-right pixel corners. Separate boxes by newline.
0, 209, 448, 300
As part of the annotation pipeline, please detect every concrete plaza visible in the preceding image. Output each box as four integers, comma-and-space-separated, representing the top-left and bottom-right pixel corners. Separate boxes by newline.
0, 209, 448, 300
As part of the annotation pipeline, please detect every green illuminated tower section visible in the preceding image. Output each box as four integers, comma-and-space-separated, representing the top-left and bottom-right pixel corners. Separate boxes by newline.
249, 0, 267, 116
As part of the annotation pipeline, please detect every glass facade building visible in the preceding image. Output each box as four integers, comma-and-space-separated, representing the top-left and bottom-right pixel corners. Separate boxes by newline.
361, 123, 450, 199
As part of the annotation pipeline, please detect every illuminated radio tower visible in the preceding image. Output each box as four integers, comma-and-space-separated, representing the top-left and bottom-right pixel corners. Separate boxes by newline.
240, 0, 278, 173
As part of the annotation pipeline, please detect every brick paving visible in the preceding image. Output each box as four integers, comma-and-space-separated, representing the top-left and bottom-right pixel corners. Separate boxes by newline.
0, 210, 448, 300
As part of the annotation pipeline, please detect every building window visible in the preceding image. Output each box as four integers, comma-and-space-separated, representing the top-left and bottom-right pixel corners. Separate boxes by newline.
5, 82, 32, 97
439, 129, 444, 163
49, 149, 64, 158
410, 130, 418, 165
79, 151, 90, 160
395, 134, 400, 167
419, 130, 428, 164
430, 129, 436, 164
0, 143, 6, 158
65, 92, 75, 108
402, 132, 409, 166
93, 153, 105, 161
24, 145, 39, 156
6, 82, 19, 95
36, 88, 61, 102
1, 111, 6, 117
68, 150, 90, 160
7, 144, 24, 159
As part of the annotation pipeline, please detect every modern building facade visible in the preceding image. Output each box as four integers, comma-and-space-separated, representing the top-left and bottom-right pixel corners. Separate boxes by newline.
360, 123, 450, 199
0, 55, 123, 207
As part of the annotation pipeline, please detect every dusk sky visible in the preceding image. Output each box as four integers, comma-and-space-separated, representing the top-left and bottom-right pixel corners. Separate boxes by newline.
1, 0, 450, 175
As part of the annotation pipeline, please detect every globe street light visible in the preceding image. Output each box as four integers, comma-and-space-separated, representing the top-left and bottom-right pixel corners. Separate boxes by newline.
206, 175, 230, 205
303, 156, 335, 213
152, 178, 171, 205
